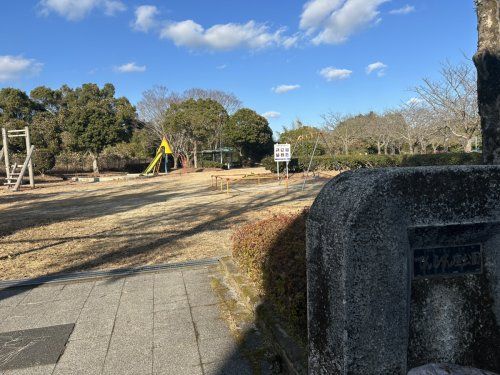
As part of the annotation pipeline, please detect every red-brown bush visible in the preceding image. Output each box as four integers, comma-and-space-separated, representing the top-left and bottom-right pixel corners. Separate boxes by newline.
232, 210, 307, 343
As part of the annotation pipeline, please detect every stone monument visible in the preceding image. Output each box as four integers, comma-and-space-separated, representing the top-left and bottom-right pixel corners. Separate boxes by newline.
307, 167, 500, 374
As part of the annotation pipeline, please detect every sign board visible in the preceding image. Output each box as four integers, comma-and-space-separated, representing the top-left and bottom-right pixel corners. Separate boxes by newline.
412, 244, 483, 279
274, 144, 291, 162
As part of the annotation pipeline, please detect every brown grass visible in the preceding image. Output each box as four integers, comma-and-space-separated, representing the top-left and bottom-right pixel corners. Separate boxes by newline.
0, 168, 335, 280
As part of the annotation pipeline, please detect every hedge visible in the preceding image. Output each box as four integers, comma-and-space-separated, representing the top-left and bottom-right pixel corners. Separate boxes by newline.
261, 153, 482, 172
200, 160, 224, 169
261, 156, 301, 173
399, 152, 482, 166
232, 211, 307, 345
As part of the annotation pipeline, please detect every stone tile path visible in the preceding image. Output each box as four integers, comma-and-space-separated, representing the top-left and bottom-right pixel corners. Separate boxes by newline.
0, 265, 254, 374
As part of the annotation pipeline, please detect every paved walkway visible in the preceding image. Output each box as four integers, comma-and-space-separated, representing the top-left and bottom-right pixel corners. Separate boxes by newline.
0, 266, 254, 374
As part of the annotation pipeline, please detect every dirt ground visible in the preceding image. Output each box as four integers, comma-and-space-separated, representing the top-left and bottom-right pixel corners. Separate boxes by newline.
0, 168, 334, 281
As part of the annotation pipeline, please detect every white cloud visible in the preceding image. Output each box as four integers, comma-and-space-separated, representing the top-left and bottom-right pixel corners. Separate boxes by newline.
282, 35, 300, 49
0, 55, 43, 82
300, 0, 342, 31
389, 5, 415, 15
114, 62, 146, 73
103, 0, 126, 15
300, 0, 388, 45
272, 84, 301, 94
319, 67, 352, 81
160, 20, 291, 51
262, 111, 281, 119
38, 0, 126, 21
366, 61, 387, 76
216, 64, 227, 70
133, 5, 158, 32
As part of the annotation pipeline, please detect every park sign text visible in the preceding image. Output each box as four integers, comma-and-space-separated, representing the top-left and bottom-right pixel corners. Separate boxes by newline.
412, 244, 483, 279
274, 144, 291, 162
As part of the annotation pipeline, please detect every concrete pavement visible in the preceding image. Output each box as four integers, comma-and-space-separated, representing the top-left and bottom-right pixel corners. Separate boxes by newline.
0, 265, 256, 374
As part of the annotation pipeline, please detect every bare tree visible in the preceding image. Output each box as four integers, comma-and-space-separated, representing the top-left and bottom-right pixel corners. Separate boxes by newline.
137, 85, 181, 140
363, 112, 392, 154
182, 88, 242, 114
474, 0, 500, 163
323, 112, 361, 155
413, 61, 479, 152
400, 101, 444, 154
380, 111, 407, 154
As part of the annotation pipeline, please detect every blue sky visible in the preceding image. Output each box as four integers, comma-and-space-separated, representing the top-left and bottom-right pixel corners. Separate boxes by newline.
0, 0, 476, 133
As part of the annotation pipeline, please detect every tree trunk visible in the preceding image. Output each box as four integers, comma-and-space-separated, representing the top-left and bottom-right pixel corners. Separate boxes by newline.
474, 0, 500, 164
443, 138, 450, 152
464, 137, 474, 153
90, 152, 99, 175
377, 142, 382, 155
408, 143, 414, 154
193, 142, 198, 168
420, 142, 427, 154
173, 153, 179, 169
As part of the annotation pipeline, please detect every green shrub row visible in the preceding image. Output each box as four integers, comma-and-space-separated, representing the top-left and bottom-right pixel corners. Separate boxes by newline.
232, 211, 308, 346
261, 153, 482, 172
200, 160, 224, 169
260, 156, 301, 173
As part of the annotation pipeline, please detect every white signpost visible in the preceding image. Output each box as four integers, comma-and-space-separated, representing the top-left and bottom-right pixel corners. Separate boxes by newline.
274, 143, 291, 180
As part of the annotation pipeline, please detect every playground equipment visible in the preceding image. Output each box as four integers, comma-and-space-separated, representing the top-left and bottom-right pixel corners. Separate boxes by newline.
210, 172, 289, 195
210, 171, 336, 195
1, 127, 35, 191
143, 137, 173, 175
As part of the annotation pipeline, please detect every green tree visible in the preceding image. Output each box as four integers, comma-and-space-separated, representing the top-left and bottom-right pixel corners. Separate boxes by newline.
163, 98, 228, 168
0, 88, 38, 124
279, 123, 326, 159
61, 83, 138, 174
30, 86, 63, 115
1, 88, 61, 156
226, 108, 274, 163
103, 129, 154, 159
31, 112, 62, 155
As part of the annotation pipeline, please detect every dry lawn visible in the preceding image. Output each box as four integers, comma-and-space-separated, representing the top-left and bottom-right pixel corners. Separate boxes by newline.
0, 168, 333, 280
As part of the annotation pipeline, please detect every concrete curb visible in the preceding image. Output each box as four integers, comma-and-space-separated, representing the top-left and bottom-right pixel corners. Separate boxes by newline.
219, 257, 307, 375
70, 173, 151, 183
0, 258, 220, 289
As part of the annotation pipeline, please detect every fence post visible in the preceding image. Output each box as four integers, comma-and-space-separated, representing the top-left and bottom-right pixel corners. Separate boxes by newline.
2, 128, 10, 179
24, 127, 34, 187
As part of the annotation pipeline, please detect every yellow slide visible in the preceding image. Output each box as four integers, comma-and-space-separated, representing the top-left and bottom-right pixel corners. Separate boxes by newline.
143, 137, 173, 175
144, 151, 163, 174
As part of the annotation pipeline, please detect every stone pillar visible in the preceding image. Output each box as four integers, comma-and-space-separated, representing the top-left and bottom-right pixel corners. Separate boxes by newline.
473, 0, 500, 164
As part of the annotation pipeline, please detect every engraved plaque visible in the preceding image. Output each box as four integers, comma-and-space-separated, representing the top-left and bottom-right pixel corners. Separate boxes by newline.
412, 244, 482, 279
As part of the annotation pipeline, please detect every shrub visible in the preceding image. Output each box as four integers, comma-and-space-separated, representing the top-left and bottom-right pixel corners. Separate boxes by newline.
400, 152, 482, 166
296, 154, 402, 171
261, 153, 483, 172
232, 211, 307, 344
200, 160, 224, 169
33, 148, 56, 175
260, 155, 300, 173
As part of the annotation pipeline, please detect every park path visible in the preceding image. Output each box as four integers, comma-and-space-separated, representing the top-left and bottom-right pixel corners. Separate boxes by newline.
0, 265, 260, 374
